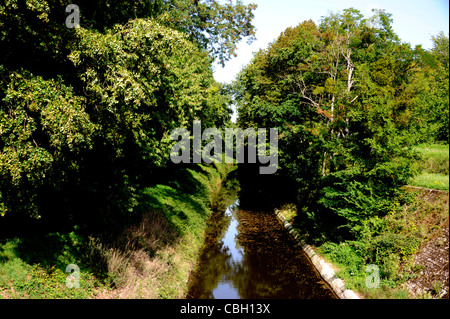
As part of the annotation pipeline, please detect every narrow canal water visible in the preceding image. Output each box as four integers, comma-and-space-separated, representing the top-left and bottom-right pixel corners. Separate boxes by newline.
187, 199, 337, 299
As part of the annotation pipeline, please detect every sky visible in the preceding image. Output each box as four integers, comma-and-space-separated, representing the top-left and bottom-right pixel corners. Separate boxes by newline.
213, 0, 450, 86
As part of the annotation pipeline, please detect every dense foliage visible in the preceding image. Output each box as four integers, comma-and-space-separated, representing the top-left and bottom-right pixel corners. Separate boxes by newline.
0, 0, 256, 226
0, 2, 448, 299
409, 31, 449, 143
234, 8, 448, 241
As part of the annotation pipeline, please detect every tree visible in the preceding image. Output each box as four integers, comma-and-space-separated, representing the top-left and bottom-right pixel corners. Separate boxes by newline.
1, 1, 247, 220
408, 32, 449, 144
0, 0, 257, 76
234, 8, 419, 241
0, 72, 95, 217
68, 19, 229, 165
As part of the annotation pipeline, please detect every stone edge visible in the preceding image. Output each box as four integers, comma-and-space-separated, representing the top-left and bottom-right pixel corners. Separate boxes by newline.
274, 209, 361, 299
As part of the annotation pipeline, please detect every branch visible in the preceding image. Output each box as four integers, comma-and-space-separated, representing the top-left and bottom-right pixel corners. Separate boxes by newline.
349, 95, 358, 103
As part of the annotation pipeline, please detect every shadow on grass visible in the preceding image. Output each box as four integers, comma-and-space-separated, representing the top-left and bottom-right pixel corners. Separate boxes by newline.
0, 164, 224, 287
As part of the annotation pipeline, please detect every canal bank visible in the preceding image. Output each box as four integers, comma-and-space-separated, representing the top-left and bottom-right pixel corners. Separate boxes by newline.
186, 198, 338, 299
274, 209, 360, 299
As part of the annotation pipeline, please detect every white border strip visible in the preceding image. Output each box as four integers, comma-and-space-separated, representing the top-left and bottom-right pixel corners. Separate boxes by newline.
274, 209, 360, 299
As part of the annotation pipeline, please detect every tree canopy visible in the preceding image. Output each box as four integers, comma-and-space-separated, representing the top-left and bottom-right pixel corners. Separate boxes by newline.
234, 8, 448, 240
0, 0, 256, 221
0, 3, 447, 242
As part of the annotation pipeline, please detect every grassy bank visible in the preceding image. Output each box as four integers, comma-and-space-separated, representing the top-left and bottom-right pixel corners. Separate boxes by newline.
278, 143, 449, 299
409, 144, 449, 191
95, 162, 237, 298
0, 162, 236, 299
0, 232, 105, 298
279, 187, 448, 298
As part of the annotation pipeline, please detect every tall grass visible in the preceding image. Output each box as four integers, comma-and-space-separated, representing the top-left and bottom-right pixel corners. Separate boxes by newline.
409, 173, 449, 191
409, 144, 449, 191
88, 163, 238, 298
0, 163, 237, 299
87, 212, 173, 298
413, 144, 449, 175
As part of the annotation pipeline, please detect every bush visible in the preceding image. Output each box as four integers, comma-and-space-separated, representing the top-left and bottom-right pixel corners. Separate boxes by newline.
320, 241, 365, 275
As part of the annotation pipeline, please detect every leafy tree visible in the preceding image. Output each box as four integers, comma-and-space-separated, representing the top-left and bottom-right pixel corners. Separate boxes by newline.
69, 19, 226, 164
0, 0, 257, 76
408, 32, 449, 143
234, 8, 420, 241
1, 1, 249, 221
157, 0, 257, 65
0, 71, 95, 217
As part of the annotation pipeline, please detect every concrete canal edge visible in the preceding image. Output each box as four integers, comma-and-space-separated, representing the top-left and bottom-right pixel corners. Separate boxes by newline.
274, 209, 361, 299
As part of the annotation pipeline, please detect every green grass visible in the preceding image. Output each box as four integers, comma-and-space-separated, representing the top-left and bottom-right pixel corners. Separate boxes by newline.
0, 233, 106, 299
0, 162, 237, 299
409, 143, 449, 191
409, 172, 449, 191
413, 144, 449, 173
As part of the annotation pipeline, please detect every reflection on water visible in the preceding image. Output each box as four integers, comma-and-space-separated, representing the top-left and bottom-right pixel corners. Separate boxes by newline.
187, 200, 337, 299
211, 203, 243, 299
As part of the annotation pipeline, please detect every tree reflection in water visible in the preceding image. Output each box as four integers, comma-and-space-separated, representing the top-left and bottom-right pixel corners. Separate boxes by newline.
187, 200, 337, 299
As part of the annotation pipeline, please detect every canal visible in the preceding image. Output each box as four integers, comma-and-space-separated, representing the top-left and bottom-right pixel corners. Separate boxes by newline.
186, 198, 338, 299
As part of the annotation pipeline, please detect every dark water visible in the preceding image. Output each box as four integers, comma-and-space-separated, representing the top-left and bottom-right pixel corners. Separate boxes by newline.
186, 200, 337, 299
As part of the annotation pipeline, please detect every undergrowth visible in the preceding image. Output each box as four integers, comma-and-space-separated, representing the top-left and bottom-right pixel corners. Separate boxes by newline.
281, 185, 449, 299
0, 162, 236, 299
